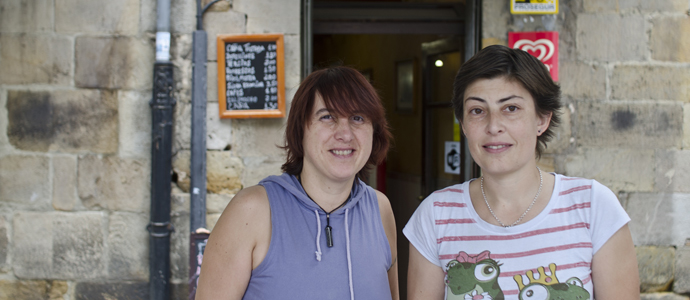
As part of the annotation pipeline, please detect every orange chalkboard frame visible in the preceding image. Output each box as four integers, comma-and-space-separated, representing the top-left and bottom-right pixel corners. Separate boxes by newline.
217, 33, 285, 118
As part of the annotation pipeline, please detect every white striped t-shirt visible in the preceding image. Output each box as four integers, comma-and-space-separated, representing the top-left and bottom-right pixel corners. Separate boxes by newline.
403, 174, 629, 300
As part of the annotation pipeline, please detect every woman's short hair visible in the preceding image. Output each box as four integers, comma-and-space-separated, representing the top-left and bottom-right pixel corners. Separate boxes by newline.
281, 66, 392, 180
451, 45, 562, 158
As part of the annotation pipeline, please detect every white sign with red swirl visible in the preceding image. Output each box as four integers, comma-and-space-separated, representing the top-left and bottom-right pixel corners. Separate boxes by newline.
509, 31, 559, 81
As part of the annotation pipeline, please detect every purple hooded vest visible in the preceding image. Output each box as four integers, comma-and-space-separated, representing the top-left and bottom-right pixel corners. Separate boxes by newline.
241, 173, 393, 300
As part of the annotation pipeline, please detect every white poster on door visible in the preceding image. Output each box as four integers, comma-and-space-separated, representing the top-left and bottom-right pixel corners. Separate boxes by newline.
444, 141, 461, 175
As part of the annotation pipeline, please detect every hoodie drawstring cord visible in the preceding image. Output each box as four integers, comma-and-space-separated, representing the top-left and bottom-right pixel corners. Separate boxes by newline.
345, 208, 354, 300
314, 210, 322, 261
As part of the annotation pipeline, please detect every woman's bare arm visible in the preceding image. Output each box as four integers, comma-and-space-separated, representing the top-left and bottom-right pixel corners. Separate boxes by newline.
591, 224, 640, 300
408, 244, 446, 300
376, 190, 400, 300
195, 186, 271, 300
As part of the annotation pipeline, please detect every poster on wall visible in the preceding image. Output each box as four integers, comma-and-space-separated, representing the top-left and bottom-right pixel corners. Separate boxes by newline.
216, 34, 285, 118
511, 0, 558, 14
509, 31, 559, 81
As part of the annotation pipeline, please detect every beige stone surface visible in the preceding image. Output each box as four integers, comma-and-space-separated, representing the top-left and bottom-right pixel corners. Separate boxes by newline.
611, 65, 690, 101
203, 10, 247, 60
77, 155, 150, 212
641, 293, 690, 300
13, 212, 54, 278
75, 36, 153, 90
207, 193, 233, 214
56, 0, 139, 34
0, 155, 51, 210
563, 148, 655, 193
0, 280, 49, 300
652, 17, 690, 63
170, 214, 190, 282
0, 216, 7, 271
584, 0, 688, 13
6, 90, 119, 154
575, 101, 683, 149
684, 103, 690, 149
52, 212, 107, 279
118, 91, 152, 159
675, 240, 690, 294
0, 34, 72, 85
108, 212, 148, 280
559, 62, 606, 100
628, 193, 690, 247
0, 1, 53, 33
655, 150, 690, 193
173, 102, 192, 153
543, 105, 571, 155
172, 150, 244, 194
576, 14, 647, 62
206, 213, 222, 231
241, 156, 284, 187
235, 0, 299, 35
52, 155, 78, 211
637, 246, 675, 292
207, 102, 233, 151
48, 281, 68, 300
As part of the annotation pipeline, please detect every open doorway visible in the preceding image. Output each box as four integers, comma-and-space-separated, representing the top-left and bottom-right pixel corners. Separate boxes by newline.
307, 1, 480, 297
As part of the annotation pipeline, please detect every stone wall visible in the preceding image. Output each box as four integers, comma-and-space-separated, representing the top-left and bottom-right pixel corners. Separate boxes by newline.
482, 0, 690, 297
0, 0, 298, 299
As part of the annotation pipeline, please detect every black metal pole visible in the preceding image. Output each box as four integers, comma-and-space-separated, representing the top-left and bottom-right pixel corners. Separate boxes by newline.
149, 61, 175, 300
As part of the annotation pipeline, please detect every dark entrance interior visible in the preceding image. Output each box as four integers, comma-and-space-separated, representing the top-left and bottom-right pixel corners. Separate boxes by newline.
306, 1, 480, 297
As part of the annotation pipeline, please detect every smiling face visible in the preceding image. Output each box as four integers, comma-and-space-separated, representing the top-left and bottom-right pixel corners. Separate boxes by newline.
301, 94, 374, 183
461, 77, 551, 175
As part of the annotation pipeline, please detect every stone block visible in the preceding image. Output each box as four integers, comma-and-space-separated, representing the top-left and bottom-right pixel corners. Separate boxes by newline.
53, 155, 78, 211
241, 156, 283, 187
207, 213, 222, 231
283, 34, 303, 90
75, 281, 148, 300
685, 103, 690, 150
576, 14, 647, 62
203, 10, 247, 59
641, 293, 690, 300
75, 36, 153, 90
627, 193, 690, 247
171, 191, 190, 214
48, 281, 68, 300
77, 155, 150, 212
0, 280, 49, 300
118, 91, 152, 159
0, 216, 7, 271
652, 17, 690, 63
655, 150, 690, 193
207, 61, 218, 100
575, 101, 683, 149
559, 62, 606, 100
172, 283, 190, 300
637, 246, 675, 292
52, 212, 107, 279
0, 1, 53, 33
0, 34, 72, 85
170, 214, 190, 282
235, 0, 299, 35
675, 240, 690, 294
563, 148, 654, 193
207, 102, 233, 150
584, 0, 687, 14
173, 102, 191, 152
0, 155, 51, 210
543, 105, 571, 155
172, 150, 244, 194
207, 193, 233, 214
108, 212, 148, 280
171, 34, 192, 102
481, 0, 510, 41
13, 212, 53, 278
56, 0, 139, 34
582, 0, 618, 13
7, 90, 119, 154
612, 65, 690, 101
232, 118, 286, 159
0, 89, 9, 152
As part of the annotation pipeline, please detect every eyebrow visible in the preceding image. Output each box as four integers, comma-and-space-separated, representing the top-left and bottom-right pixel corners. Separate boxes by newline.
465, 95, 524, 104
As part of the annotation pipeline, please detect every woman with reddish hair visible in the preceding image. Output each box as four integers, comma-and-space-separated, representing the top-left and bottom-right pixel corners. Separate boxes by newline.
197, 66, 398, 300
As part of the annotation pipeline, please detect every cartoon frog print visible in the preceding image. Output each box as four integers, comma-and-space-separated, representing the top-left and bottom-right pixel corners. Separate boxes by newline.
514, 263, 590, 300
445, 251, 504, 300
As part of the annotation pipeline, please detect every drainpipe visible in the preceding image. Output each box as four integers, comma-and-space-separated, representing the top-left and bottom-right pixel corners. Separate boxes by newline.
188, 2, 221, 298
149, 0, 175, 299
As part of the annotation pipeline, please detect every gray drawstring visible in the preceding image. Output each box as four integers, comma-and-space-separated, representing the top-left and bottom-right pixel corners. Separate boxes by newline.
345, 208, 354, 300
314, 209, 322, 261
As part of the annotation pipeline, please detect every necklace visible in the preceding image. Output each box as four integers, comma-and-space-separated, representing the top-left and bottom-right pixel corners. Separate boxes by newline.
481, 167, 542, 228
298, 174, 351, 247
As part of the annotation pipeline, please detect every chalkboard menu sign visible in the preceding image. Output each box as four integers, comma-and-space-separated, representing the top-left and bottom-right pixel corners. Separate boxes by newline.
217, 34, 285, 118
